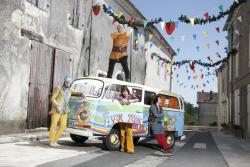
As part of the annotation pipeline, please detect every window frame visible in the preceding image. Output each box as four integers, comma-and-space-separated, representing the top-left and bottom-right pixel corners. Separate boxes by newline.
71, 78, 104, 98
103, 84, 143, 103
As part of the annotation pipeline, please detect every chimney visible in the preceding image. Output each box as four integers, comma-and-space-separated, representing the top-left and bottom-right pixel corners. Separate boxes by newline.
209, 91, 213, 101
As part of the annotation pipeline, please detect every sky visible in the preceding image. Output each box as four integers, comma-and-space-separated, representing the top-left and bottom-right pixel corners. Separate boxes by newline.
130, 0, 235, 106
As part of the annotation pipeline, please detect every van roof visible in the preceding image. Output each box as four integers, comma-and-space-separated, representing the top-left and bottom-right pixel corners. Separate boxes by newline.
76, 76, 181, 98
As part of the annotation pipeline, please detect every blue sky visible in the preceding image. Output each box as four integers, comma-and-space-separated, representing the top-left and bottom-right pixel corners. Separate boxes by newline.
131, 0, 234, 105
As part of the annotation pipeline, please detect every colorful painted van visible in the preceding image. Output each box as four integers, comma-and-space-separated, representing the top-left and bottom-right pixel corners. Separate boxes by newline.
65, 77, 185, 150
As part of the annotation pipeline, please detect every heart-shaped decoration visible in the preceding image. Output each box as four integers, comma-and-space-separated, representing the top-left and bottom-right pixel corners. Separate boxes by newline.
165, 22, 176, 35
93, 5, 101, 16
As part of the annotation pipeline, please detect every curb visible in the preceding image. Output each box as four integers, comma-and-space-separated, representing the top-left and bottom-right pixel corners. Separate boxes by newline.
0, 131, 69, 144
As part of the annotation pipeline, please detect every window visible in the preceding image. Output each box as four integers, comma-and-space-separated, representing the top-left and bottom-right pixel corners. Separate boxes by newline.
105, 84, 142, 102
160, 95, 180, 109
26, 0, 50, 11
234, 89, 240, 125
235, 52, 239, 77
71, 0, 84, 29
249, 25, 250, 67
71, 79, 104, 98
144, 91, 156, 105
105, 85, 120, 100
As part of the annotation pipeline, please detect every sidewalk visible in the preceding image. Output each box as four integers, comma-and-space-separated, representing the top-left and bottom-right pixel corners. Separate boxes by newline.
0, 128, 69, 144
212, 131, 250, 167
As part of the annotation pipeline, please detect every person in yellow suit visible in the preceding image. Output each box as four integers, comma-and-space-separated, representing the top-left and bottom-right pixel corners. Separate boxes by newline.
107, 24, 130, 82
117, 86, 139, 154
49, 76, 85, 147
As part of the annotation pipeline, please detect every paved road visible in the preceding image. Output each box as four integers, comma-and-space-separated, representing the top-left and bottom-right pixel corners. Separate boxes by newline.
36, 132, 228, 167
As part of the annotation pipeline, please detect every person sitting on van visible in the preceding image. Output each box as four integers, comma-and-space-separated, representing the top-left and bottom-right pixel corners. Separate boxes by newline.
116, 86, 139, 154
149, 95, 173, 156
49, 76, 85, 147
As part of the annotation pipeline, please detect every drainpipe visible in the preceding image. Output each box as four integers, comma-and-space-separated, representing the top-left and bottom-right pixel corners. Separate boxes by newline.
88, 0, 94, 76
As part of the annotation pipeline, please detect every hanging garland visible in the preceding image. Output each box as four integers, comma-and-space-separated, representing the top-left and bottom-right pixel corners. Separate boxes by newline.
93, 1, 246, 28
178, 0, 246, 25
102, 4, 162, 29
151, 48, 238, 68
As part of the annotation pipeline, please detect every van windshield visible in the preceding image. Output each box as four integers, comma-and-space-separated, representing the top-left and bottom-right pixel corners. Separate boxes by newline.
71, 79, 104, 98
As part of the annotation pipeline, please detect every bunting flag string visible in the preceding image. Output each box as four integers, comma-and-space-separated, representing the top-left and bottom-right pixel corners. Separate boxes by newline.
94, 0, 246, 28
102, 4, 162, 29
178, 0, 246, 25
151, 48, 238, 68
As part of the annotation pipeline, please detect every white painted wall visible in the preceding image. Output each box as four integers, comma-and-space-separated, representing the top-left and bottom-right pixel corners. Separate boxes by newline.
144, 42, 171, 91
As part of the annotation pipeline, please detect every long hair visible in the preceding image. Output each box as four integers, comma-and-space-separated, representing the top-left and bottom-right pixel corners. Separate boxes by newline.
151, 94, 161, 105
120, 86, 130, 98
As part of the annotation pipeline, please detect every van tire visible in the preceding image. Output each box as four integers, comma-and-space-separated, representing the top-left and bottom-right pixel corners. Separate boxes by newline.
103, 129, 120, 151
133, 137, 140, 145
166, 132, 175, 149
70, 134, 88, 143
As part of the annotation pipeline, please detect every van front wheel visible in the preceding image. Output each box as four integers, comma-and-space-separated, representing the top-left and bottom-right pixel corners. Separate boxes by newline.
70, 134, 88, 143
103, 129, 120, 151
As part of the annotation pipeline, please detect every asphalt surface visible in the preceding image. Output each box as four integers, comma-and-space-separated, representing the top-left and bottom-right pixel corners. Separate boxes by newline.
37, 132, 229, 167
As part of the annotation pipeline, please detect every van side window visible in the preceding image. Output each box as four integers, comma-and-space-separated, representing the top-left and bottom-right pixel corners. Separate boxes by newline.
160, 95, 180, 109
105, 85, 120, 100
144, 91, 156, 105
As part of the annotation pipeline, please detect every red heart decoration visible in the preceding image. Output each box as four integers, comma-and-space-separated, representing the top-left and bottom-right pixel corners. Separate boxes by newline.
93, 5, 101, 16
165, 22, 176, 35
190, 62, 195, 71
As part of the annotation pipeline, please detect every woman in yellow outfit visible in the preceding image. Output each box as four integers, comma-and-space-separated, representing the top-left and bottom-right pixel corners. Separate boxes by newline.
117, 86, 139, 154
49, 76, 85, 147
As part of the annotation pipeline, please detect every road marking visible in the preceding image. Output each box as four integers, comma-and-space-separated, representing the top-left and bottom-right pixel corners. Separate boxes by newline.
193, 143, 207, 149
124, 154, 169, 167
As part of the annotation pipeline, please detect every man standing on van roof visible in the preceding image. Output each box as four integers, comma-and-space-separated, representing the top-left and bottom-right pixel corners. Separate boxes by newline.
107, 24, 130, 82
49, 76, 85, 147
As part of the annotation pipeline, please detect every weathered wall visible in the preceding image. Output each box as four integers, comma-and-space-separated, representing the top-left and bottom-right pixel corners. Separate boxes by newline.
198, 103, 218, 126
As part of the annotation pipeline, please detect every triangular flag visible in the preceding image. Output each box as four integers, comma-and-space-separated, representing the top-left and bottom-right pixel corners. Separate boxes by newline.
118, 12, 124, 18
130, 16, 135, 24
204, 12, 209, 20
207, 56, 211, 61
160, 36, 163, 42
235, 0, 239, 4
218, 5, 224, 12
193, 34, 197, 40
160, 21, 165, 31
143, 20, 148, 28
167, 48, 171, 53
112, 19, 116, 24
216, 40, 219, 46
149, 34, 153, 40
196, 46, 200, 52
149, 43, 153, 48
206, 43, 210, 49
216, 52, 221, 58
107, 5, 113, 12
237, 16, 242, 23
175, 21, 179, 29
216, 27, 220, 33
177, 48, 180, 54
157, 45, 162, 51
203, 31, 208, 37
189, 18, 195, 26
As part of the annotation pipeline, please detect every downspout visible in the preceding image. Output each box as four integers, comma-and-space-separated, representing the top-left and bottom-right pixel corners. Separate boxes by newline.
88, 0, 94, 76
